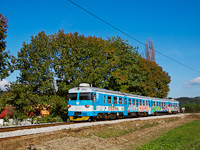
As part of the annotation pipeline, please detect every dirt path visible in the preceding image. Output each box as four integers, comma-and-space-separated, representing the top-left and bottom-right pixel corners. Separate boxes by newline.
1, 114, 199, 150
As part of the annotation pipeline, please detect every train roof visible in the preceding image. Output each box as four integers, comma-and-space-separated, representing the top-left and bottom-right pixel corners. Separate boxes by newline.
69, 86, 179, 103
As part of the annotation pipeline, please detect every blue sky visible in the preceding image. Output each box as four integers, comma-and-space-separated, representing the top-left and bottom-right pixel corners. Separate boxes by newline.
1, 0, 200, 98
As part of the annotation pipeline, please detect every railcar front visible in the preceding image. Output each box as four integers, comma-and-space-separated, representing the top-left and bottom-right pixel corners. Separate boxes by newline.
68, 86, 97, 121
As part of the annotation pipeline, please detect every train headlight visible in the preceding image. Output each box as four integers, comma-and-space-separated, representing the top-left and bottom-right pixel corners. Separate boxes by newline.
85, 105, 89, 108
68, 105, 71, 108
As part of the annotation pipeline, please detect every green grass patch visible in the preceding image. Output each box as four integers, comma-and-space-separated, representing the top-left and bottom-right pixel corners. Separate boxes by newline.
138, 120, 200, 150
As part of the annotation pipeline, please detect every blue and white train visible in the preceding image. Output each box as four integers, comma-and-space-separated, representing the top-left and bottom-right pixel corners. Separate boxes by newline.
68, 83, 179, 121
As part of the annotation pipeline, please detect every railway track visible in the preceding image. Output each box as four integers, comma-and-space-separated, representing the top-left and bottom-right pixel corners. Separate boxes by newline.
0, 122, 74, 133
0, 114, 193, 139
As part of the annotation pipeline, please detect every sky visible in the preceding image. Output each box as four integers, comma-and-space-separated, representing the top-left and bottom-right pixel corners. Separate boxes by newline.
1, 0, 200, 98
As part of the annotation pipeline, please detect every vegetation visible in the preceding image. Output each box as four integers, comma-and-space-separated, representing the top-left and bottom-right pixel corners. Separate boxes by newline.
177, 97, 200, 113
0, 15, 171, 121
138, 120, 200, 150
0, 14, 14, 80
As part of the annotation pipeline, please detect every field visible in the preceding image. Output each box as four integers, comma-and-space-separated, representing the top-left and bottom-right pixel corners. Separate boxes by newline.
1, 114, 200, 150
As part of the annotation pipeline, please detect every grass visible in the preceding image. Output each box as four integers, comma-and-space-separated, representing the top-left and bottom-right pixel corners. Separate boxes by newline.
68, 120, 161, 139
138, 120, 200, 150
93, 125, 136, 138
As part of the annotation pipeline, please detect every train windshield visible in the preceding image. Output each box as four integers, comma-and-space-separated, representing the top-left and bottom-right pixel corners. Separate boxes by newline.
69, 93, 77, 100
79, 93, 93, 100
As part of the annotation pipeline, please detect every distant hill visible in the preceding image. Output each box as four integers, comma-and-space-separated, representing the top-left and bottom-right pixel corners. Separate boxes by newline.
176, 97, 200, 106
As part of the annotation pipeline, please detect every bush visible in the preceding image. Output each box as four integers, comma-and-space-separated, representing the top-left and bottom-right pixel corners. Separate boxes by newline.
181, 103, 200, 113
39, 115, 63, 123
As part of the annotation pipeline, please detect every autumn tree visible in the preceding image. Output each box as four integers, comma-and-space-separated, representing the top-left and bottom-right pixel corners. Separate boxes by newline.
0, 14, 14, 80
133, 57, 170, 98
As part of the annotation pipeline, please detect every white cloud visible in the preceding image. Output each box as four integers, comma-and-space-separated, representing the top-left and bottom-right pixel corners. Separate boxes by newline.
189, 77, 200, 85
185, 77, 200, 88
0, 79, 8, 91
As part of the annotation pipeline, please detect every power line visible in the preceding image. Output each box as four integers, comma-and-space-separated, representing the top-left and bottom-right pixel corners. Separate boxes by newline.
68, 0, 200, 74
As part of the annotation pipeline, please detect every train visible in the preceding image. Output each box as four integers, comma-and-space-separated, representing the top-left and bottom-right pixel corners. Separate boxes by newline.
68, 83, 179, 121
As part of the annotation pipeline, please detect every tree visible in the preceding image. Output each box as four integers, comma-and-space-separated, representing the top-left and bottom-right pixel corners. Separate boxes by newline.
6, 31, 68, 120
105, 37, 140, 93
53, 31, 109, 97
0, 14, 14, 80
133, 57, 170, 98
145, 39, 155, 62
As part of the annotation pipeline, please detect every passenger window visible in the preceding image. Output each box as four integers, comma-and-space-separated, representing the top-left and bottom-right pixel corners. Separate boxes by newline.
136, 100, 139, 105
104, 95, 106, 104
107, 96, 112, 104
125, 98, 127, 105
133, 99, 135, 105
119, 97, 122, 104
129, 99, 131, 105
143, 100, 145, 105
114, 97, 117, 104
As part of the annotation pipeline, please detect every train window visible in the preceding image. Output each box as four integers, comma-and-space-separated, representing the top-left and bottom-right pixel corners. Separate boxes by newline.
143, 100, 145, 105
79, 93, 93, 100
133, 99, 135, 105
146, 101, 149, 105
104, 95, 106, 104
140, 100, 142, 105
136, 100, 139, 105
107, 96, 112, 104
154, 102, 156, 106
125, 98, 127, 105
119, 97, 122, 104
69, 93, 77, 100
93, 94, 96, 103
129, 99, 131, 105
114, 97, 117, 104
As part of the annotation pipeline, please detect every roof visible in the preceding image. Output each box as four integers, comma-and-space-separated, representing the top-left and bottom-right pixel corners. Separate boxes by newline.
69, 87, 179, 103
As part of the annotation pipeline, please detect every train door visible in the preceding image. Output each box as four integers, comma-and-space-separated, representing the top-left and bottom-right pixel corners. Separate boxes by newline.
93, 93, 97, 110
124, 97, 128, 116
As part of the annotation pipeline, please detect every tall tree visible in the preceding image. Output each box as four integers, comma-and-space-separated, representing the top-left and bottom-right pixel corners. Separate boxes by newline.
145, 39, 155, 62
0, 14, 14, 80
